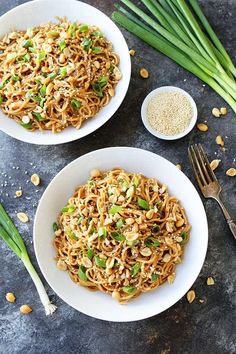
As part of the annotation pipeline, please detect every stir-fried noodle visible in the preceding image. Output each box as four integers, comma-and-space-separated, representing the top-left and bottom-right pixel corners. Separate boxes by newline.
54, 168, 190, 303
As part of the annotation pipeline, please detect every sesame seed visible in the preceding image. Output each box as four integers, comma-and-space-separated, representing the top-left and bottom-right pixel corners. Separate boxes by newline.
147, 91, 193, 136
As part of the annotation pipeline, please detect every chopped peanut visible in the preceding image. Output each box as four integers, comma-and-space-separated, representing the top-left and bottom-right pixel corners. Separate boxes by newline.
210, 159, 221, 171
31, 173, 40, 186
215, 135, 224, 147
139, 68, 149, 79
220, 107, 227, 116
207, 277, 215, 285
15, 190, 23, 198
129, 49, 136, 56
17, 212, 29, 223
226, 168, 236, 177
20, 304, 32, 314
212, 107, 221, 117
187, 290, 195, 303
197, 123, 208, 132
6, 292, 16, 303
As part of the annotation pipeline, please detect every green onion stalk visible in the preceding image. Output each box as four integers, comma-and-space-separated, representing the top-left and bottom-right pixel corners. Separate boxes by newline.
0, 204, 57, 315
112, 0, 236, 113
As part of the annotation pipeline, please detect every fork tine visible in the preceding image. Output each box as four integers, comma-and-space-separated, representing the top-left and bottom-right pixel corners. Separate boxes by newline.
198, 144, 218, 182
195, 144, 212, 183
188, 146, 203, 188
189, 145, 207, 186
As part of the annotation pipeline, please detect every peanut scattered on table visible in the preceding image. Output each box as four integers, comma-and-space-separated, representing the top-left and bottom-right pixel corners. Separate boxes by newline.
197, 123, 208, 132
20, 304, 32, 314
210, 159, 221, 171
187, 290, 196, 303
6, 292, 16, 303
30, 173, 40, 186
17, 212, 29, 223
226, 168, 236, 177
139, 68, 149, 79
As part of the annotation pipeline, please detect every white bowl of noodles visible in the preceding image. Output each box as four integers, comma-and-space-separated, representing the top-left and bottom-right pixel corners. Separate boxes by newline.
34, 147, 208, 322
0, 0, 131, 145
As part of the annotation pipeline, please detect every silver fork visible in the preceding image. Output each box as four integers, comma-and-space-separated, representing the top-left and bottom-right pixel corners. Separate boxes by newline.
188, 144, 236, 240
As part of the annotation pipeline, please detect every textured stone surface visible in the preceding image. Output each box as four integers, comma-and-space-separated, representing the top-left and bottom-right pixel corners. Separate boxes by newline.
0, 1, 236, 353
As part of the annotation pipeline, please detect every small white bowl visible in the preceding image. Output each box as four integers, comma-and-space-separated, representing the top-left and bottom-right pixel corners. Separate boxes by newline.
141, 86, 198, 140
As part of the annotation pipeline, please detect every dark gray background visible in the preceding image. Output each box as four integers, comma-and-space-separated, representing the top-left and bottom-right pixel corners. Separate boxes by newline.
0, 1, 235, 353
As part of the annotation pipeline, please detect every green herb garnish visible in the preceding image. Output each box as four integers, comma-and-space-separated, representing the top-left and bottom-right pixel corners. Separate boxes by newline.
111, 232, 125, 241
22, 39, 32, 48
92, 76, 108, 97
70, 99, 81, 109
20, 122, 32, 129
131, 263, 140, 277
11, 75, 20, 82
68, 22, 78, 37
61, 205, 76, 213
144, 237, 160, 247
59, 39, 66, 51
98, 227, 107, 238
52, 222, 58, 232
40, 84, 47, 97
32, 112, 44, 121
116, 219, 124, 229
48, 72, 57, 79
152, 224, 160, 233
36, 51, 46, 62
78, 265, 87, 281
79, 24, 89, 33
59, 67, 67, 78
92, 31, 103, 37
108, 204, 122, 215
87, 247, 94, 260
81, 37, 92, 51
95, 256, 106, 268
0, 95, 3, 105
151, 274, 159, 282
92, 47, 102, 54
137, 197, 149, 210
122, 286, 136, 294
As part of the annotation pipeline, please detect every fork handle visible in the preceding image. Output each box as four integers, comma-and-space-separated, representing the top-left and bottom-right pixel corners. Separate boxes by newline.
215, 197, 236, 240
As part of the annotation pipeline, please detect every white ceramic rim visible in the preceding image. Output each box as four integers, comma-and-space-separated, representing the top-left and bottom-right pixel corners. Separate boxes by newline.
33, 147, 208, 322
0, 0, 131, 145
141, 86, 198, 140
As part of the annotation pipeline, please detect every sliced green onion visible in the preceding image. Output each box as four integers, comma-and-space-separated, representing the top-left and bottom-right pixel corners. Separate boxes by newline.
79, 24, 89, 33
152, 224, 160, 233
78, 265, 87, 281
29, 47, 36, 53
59, 67, 67, 78
52, 222, 58, 232
77, 216, 84, 224
68, 22, 78, 37
11, 75, 20, 82
21, 122, 32, 129
92, 47, 102, 54
89, 225, 96, 235
0, 95, 3, 105
59, 39, 66, 51
132, 174, 139, 187
180, 231, 189, 244
131, 263, 140, 277
116, 218, 125, 229
121, 180, 129, 192
81, 37, 92, 51
40, 84, 47, 97
26, 28, 33, 37
108, 204, 122, 215
94, 256, 106, 268
92, 31, 103, 37
22, 39, 32, 48
47, 30, 59, 38
145, 237, 160, 247
48, 72, 57, 79
61, 205, 76, 213
37, 51, 46, 62
35, 79, 42, 85
92, 75, 109, 97
137, 197, 149, 210
126, 239, 139, 247
87, 247, 94, 260
40, 98, 46, 108
151, 273, 159, 282
67, 230, 77, 240
32, 112, 44, 121
98, 227, 107, 238
122, 286, 136, 294
70, 99, 81, 109
0, 204, 57, 315
111, 232, 125, 241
